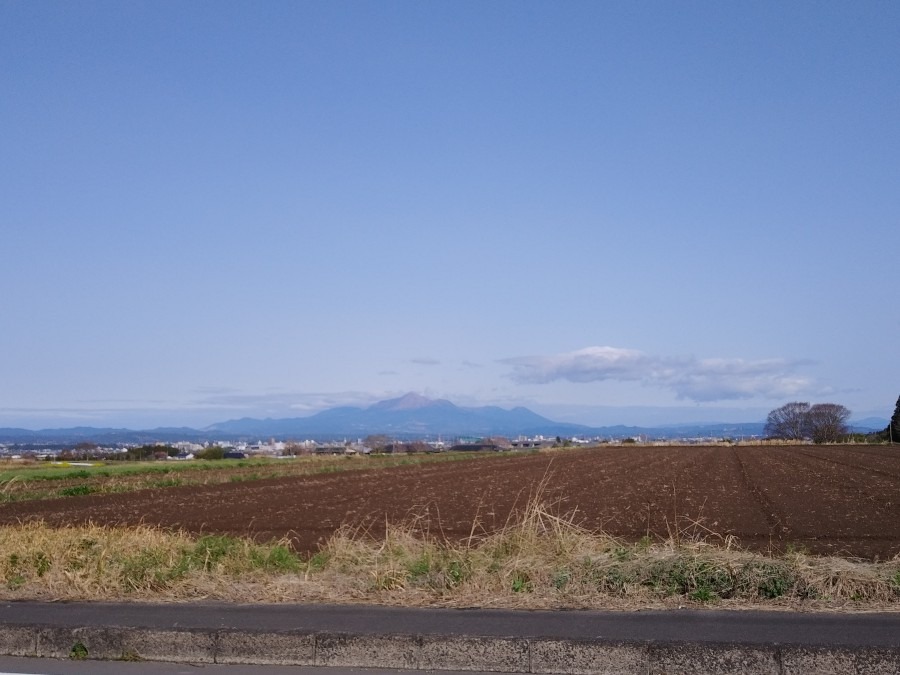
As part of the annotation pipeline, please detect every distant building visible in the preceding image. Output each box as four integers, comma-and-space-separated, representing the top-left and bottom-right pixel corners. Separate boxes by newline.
448, 442, 505, 452
510, 439, 553, 449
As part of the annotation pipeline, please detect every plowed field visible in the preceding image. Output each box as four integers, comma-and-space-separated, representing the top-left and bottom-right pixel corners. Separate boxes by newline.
2, 445, 899, 559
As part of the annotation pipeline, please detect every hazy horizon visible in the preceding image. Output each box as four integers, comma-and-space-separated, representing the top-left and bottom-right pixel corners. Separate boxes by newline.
0, 392, 889, 432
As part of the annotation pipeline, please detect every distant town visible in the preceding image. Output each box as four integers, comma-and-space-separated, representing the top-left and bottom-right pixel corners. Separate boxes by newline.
0, 432, 758, 462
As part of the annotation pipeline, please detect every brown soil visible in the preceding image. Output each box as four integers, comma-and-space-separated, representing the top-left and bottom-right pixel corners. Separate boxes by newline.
2, 445, 899, 559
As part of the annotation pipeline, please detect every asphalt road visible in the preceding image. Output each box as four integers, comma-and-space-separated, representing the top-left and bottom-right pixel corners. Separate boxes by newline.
3, 601, 900, 648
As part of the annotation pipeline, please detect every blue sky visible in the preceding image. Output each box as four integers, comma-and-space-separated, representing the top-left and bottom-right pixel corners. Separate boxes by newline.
2, 1, 898, 429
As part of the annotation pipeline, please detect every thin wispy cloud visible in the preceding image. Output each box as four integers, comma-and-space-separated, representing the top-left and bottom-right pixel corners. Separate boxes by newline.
192, 390, 386, 413
191, 386, 240, 395
411, 357, 441, 366
0, 407, 124, 422
501, 346, 815, 402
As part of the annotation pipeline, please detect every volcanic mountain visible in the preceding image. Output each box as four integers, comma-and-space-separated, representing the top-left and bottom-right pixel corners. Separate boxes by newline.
205, 393, 584, 437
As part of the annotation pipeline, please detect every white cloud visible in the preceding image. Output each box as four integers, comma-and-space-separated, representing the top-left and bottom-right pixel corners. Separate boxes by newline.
502, 347, 671, 384
501, 346, 815, 403
664, 358, 814, 402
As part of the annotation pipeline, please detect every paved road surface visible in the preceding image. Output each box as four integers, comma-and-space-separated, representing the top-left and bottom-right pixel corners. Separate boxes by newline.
3, 601, 900, 647
3, 602, 900, 674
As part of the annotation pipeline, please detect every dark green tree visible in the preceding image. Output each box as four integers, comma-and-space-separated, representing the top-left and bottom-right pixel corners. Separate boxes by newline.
195, 446, 225, 460
885, 395, 900, 444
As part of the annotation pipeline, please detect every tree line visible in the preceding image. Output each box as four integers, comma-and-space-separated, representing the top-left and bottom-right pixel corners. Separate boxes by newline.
765, 395, 900, 444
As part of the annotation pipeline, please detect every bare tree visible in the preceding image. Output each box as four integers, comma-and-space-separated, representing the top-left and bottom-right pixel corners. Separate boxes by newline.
806, 403, 851, 443
363, 434, 391, 453
764, 402, 811, 440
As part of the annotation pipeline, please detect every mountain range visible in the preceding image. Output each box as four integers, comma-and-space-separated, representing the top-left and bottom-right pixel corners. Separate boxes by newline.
204, 393, 579, 438
0, 393, 888, 444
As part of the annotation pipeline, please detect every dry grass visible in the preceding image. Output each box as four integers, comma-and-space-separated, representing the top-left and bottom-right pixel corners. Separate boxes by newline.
3, 493, 900, 611
0, 521, 310, 602
310, 495, 900, 610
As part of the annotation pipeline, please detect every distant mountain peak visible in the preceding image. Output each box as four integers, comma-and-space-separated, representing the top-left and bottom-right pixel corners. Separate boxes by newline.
368, 392, 449, 411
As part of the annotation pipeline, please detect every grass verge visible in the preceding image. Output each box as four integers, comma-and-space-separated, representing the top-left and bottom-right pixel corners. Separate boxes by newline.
2, 497, 900, 610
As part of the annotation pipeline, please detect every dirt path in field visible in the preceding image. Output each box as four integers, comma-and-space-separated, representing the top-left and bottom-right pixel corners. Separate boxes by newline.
2, 445, 899, 559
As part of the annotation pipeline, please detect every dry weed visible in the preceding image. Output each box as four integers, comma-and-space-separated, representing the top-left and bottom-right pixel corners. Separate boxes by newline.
2, 496, 900, 610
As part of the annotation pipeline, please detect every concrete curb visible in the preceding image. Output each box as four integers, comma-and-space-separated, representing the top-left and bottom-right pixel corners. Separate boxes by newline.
2, 623, 900, 673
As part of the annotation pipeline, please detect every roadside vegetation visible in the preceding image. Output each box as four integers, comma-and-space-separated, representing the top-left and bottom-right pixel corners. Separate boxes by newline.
0, 451, 496, 503
2, 494, 899, 611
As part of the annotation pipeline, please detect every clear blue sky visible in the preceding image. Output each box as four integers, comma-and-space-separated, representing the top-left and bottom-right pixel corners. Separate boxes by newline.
2, 1, 898, 429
